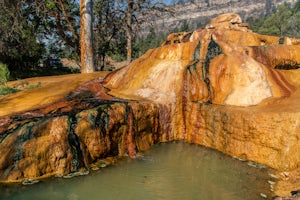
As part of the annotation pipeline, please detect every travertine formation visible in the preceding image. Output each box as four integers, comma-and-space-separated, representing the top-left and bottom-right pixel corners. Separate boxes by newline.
0, 13, 300, 198
104, 13, 299, 107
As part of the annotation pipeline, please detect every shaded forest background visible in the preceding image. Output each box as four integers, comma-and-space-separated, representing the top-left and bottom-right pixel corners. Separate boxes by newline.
0, 0, 300, 81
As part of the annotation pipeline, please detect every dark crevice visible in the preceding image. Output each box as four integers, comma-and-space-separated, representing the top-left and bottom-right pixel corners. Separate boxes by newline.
125, 104, 137, 137
260, 39, 266, 45
279, 37, 284, 44
95, 105, 115, 158
275, 63, 300, 70
13, 122, 35, 162
194, 42, 201, 61
0, 131, 10, 144
0, 119, 38, 144
203, 39, 223, 103
68, 116, 85, 172
182, 32, 192, 43
124, 103, 137, 156
165, 40, 171, 45
95, 105, 111, 136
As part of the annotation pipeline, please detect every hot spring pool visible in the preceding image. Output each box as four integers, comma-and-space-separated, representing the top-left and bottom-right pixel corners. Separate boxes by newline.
0, 142, 273, 200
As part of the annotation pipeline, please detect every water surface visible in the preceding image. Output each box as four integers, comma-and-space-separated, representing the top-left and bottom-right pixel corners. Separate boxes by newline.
0, 142, 273, 200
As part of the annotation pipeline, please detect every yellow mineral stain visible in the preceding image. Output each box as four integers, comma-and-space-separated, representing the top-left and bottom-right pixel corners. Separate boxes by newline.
0, 72, 108, 117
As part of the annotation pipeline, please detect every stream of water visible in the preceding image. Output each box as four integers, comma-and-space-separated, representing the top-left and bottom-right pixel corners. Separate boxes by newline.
0, 142, 273, 200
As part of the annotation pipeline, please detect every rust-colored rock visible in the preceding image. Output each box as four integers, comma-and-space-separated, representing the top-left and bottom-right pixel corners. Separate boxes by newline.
0, 13, 300, 198
0, 102, 170, 182
0, 117, 74, 181
104, 15, 298, 106
103, 13, 300, 196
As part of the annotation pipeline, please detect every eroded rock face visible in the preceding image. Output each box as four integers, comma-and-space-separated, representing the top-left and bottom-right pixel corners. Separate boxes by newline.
0, 13, 300, 198
0, 102, 171, 182
103, 13, 300, 197
0, 117, 73, 180
104, 13, 299, 107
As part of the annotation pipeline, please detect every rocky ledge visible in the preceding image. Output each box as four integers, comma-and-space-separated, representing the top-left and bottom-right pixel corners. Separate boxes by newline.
1, 13, 300, 198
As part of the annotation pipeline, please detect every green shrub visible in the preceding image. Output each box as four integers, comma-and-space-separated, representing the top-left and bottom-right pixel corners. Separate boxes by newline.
0, 62, 21, 96
0, 63, 10, 85
0, 86, 19, 96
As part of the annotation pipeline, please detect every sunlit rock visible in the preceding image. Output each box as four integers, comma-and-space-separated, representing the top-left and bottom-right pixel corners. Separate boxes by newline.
0, 117, 73, 181
104, 13, 298, 106
205, 13, 244, 30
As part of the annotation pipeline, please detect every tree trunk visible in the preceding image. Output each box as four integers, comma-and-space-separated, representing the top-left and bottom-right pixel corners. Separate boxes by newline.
126, 0, 134, 65
80, 0, 94, 73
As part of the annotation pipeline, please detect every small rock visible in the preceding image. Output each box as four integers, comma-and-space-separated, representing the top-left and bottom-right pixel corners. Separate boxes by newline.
268, 172, 279, 179
22, 179, 40, 185
260, 193, 268, 198
91, 167, 99, 171
55, 174, 63, 178
63, 171, 89, 179
247, 161, 266, 169
268, 180, 276, 185
100, 163, 107, 168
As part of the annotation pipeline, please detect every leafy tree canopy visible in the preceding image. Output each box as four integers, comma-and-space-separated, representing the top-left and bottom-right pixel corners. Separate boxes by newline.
249, 1, 300, 38
0, 0, 45, 71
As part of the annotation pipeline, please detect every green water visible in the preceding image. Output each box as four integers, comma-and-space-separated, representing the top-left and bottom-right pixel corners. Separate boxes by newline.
0, 142, 273, 200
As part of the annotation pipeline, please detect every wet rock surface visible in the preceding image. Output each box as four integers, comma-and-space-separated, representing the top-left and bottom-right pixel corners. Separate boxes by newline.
1, 13, 300, 198
0, 102, 168, 182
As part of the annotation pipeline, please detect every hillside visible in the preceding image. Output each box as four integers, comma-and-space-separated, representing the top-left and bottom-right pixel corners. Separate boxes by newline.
147, 0, 297, 33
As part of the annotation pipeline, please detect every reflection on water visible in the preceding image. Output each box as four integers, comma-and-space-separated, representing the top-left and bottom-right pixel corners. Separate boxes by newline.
0, 142, 273, 200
